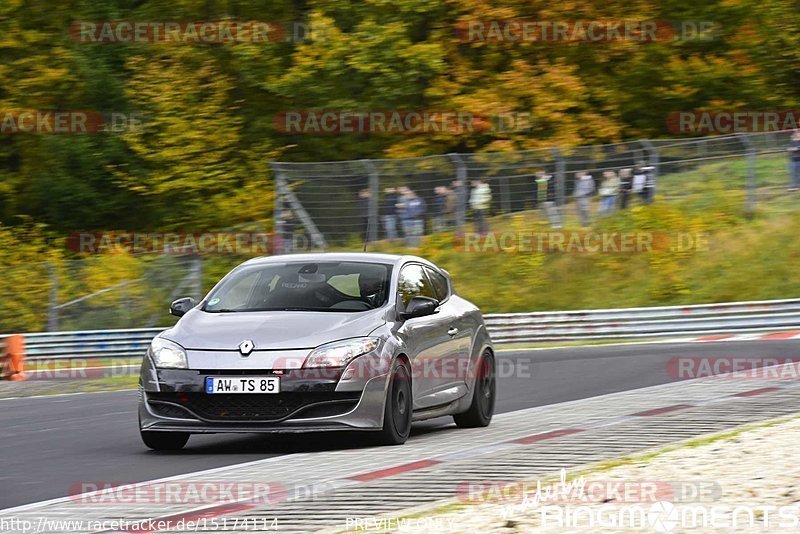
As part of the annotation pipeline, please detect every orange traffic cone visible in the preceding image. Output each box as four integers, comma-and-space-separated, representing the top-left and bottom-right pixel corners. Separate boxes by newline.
3, 334, 26, 381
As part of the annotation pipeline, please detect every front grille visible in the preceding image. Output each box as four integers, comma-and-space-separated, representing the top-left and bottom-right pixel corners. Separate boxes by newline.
148, 392, 361, 422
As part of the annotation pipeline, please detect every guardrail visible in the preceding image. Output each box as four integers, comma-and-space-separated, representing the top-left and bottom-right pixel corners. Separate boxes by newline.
485, 298, 800, 343
5, 298, 800, 360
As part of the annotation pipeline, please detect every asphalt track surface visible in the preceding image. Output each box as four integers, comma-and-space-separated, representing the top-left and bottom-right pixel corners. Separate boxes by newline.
2, 339, 799, 510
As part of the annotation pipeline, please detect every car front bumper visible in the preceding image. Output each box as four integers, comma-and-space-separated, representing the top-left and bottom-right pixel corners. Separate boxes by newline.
138, 366, 390, 433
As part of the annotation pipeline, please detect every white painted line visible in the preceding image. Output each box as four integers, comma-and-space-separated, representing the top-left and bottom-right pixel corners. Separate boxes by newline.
0, 389, 136, 402
0, 453, 307, 515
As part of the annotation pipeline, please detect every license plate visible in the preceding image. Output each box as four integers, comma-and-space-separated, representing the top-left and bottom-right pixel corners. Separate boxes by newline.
205, 376, 280, 394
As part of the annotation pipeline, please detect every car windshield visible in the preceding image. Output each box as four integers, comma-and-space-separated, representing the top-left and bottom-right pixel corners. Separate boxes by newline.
203, 261, 392, 313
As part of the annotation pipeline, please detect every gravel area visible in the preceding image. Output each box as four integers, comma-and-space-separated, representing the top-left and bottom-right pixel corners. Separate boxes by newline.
393, 415, 800, 533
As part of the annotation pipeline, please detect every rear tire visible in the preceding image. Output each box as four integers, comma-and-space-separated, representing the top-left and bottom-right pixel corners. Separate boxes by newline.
454, 351, 495, 428
375, 358, 413, 446
141, 430, 190, 451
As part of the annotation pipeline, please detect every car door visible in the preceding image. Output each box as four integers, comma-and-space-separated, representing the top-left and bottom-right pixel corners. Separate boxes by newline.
396, 263, 453, 408
424, 266, 473, 393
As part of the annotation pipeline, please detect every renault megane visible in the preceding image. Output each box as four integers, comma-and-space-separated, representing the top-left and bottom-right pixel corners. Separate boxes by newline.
138, 252, 495, 449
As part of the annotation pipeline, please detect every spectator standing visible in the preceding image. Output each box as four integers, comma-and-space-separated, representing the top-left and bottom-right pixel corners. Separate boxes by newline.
451, 179, 467, 231
432, 186, 448, 232
382, 187, 399, 239
619, 168, 633, 209
574, 171, 595, 227
599, 170, 620, 216
536, 171, 562, 229
401, 189, 426, 246
469, 179, 492, 235
788, 130, 800, 192
432, 185, 455, 232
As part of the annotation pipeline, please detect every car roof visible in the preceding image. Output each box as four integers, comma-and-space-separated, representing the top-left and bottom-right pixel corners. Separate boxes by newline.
241, 252, 437, 269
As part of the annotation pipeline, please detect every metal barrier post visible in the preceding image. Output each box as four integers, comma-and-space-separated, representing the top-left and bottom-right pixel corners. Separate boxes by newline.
47, 262, 59, 332
550, 147, 566, 207
362, 160, 380, 244
271, 167, 328, 250
448, 153, 468, 234
737, 133, 757, 215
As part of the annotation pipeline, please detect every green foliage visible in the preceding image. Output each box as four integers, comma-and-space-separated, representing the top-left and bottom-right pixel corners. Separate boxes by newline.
0, 0, 798, 234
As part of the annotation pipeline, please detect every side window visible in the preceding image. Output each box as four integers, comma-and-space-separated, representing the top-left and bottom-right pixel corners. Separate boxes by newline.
425, 268, 449, 302
398, 264, 435, 307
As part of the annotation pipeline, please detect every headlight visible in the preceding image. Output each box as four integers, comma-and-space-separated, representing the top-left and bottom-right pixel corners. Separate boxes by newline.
303, 337, 380, 368
150, 337, 188, 369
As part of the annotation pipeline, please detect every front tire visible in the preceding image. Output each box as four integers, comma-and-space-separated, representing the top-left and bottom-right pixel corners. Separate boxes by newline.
454, 351, 495, 428
141, 430, 190, 451
375, 358, 413, 445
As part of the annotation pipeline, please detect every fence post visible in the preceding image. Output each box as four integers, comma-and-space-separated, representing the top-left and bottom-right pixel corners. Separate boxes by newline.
550, 147, 566, 208
47, 261, 59, 332
499, 177, 511, 215
189, 255, 203, 300
272, 164, 285, 253
448, 153, 468, 235
270, 166, 328, 250
362, 160, 380, 244
737, 133, 757, 215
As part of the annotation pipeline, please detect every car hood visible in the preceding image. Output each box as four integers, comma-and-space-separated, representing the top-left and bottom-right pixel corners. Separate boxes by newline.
161, 308, 386, 350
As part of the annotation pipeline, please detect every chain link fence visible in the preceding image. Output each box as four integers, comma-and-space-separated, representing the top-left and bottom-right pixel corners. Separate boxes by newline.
1, 130, 797, 334
271, 130, 796, 249
0, 255, 203, 334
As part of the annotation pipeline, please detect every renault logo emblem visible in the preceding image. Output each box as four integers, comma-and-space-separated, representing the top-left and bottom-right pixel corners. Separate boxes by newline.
238, 340, 255, 356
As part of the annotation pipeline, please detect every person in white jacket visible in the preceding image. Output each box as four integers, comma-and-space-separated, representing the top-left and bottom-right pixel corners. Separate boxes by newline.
599, 170, 620, 216
470, 179, 492, 235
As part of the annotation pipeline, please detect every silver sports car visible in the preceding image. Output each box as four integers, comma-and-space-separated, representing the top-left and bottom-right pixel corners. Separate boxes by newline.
138, 252, 495, 449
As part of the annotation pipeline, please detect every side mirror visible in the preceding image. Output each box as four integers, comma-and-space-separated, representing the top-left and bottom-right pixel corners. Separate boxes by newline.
170, 297, 196, 317
401, 296, 439, 320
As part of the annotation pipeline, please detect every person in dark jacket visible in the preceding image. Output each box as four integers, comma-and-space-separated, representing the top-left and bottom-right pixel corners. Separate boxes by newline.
619, 168, 633, 209
400, 188, 426, 246
432, 186, 454, 232
382, 187, 400, 239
